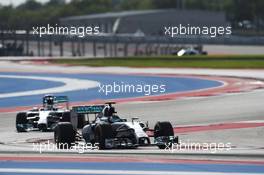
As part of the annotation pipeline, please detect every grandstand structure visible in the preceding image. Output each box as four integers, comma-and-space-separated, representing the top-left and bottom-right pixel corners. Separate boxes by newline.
1, 9, 263, 57
60, 9, 228, 36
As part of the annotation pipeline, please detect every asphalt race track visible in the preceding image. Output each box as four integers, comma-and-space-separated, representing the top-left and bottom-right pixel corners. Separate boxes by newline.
0, 72, 222, 107
0, 61, 264, 174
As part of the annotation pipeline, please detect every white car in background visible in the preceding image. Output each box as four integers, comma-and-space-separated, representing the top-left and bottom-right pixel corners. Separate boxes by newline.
177, 48, 207, 56
16, 95, 71, 132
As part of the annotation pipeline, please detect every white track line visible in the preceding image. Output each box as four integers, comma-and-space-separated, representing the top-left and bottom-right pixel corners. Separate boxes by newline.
0, 75, 99, 98
174, 120, 264, 128
0, 168, 260, 175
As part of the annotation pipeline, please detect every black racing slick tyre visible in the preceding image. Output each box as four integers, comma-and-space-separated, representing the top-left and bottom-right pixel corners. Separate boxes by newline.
54, 122, 75, 149
77, 114, 86, 129
154, 121, 174, 149
16, 112, 27, 132
61, 112, 71, 122
94, 124, 114, 150
154, 122, 174, 137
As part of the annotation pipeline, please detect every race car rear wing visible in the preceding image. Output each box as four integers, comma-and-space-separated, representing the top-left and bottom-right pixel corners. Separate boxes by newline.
54, 96, 69, 103
72, 105, 105, 114
43, 95, 69, 109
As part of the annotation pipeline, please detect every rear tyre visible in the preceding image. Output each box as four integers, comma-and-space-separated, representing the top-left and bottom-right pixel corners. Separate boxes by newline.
77, 114, 85, 129
94, 124, 114, 150
54, 122, 75, 149
154, 121, 174, 149
16, 112, 27, 132
61, 112, 71, 122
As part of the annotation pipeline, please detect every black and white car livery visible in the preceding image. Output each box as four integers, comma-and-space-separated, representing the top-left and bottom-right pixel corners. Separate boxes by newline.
54, 102, 178, 150
16, 95, 71, 132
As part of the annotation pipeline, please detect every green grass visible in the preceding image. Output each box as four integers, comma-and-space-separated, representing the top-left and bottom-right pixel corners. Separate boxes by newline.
51, 55, 264, 69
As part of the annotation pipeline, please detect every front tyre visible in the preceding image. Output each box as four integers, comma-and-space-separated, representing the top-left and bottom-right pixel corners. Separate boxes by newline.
154, 121, 174, 149
94, 124, 114, 150
16, 112, 27, 132
54, 122, 75, 149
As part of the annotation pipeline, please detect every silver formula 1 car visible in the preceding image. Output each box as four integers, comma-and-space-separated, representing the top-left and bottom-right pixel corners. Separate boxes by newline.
54, 102, 178, 150
16, 95, 71, 132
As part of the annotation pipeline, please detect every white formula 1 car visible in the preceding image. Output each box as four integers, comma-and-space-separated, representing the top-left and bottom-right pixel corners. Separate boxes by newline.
16, 95, 71, 132
54, 102, 178, 150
